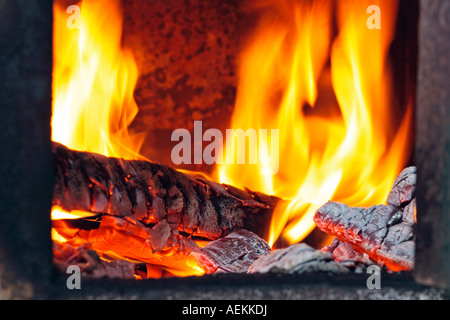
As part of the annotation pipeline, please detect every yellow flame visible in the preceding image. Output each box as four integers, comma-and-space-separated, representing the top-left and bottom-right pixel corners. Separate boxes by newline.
52, 0, 145, 159
51, 1, 147, 230
51, 229, 68, 244
51, 0, 147, 238
216, 0, 412, 247
51, 206, 97, 220
51, 0, 413, 275
51, 0, 204, 278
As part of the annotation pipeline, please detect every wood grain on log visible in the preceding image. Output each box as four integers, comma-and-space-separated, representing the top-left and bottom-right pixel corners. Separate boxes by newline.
52, 142, 279, 240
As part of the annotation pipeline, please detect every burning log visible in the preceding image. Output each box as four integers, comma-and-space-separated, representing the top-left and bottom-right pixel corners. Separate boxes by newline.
52, 142, 280, 240
248, 243, 349, 274
53, 215, 202, 275
313, 167, 417, 272
191, 229, 271, 274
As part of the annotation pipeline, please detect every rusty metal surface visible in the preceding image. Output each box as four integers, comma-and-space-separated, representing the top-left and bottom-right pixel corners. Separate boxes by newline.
122, 0, 248, 170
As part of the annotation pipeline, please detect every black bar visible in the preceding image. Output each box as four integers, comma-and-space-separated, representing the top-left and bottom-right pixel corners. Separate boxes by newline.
0, 0, 54, 298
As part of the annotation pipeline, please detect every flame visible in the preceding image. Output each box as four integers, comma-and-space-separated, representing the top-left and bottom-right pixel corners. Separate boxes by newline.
51, 206, 98, 220
51, 0, 413, 277
51, 0, 139, 247
216, 0, 412, 247
52, 0, 145, 159
51, 0, 203, 278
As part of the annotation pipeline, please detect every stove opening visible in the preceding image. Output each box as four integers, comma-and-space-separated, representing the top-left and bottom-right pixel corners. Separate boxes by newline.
50, 0, 418, 280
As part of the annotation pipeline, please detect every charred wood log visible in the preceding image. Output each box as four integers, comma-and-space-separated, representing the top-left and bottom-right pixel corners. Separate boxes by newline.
191, 229, 271, 274
52, 142, 280, 240
314, 202, 415, 271
53, 215, 201, 273
313, 167, 417, 272
314, 167, 417, 271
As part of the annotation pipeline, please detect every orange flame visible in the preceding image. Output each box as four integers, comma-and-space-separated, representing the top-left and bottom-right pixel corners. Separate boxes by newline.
216, 0, 412, 247
51, 0, 141, 241
52, 0, 145, 159
51, 0, 203, 278
51, 0, 413, 277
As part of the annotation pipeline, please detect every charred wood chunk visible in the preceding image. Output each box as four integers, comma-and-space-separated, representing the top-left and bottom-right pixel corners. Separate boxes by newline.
52, 142, 278, 240
322, 238, 376, 272
53, 242, 136, 279
248, 243, 349, 274
402, 198, 416, 225
191, 229, 271, 274
387, 166, 416, 208
314, 201, 415, 271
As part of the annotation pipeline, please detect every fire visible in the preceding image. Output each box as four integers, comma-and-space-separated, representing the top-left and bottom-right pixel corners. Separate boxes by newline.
52, 0, 145, 160
51, 0, 413, 278
216, 0, 412, 247
51, 0, 202, 278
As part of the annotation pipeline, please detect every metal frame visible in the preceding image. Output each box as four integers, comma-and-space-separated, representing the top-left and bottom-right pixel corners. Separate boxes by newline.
0, 0, 447, 299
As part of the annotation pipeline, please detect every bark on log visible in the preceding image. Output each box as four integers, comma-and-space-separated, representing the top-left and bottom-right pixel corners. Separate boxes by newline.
52, 142, 279, 240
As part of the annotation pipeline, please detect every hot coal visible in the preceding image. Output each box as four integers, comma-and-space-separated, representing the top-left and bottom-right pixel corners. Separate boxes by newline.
51, 142, 418, 277
53, 242, 136, 279
191, 229, 271, 274
322, 238, 376, 272
53, 215, 200, 272
248, 243, 349, 274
